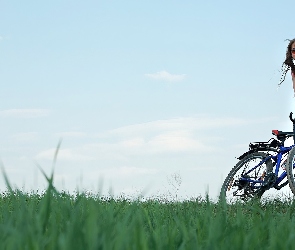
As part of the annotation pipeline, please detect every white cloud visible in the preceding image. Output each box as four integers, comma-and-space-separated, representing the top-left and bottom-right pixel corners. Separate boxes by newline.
6, 114, 278, 199
0, 109, 50, 118
0, 35, 9, 42
35, 148, 94, 161
99, 166, 159, 179
55, 132, 87, 138
145, 70, 186, 82
82, 133, 212, 158
102, 115, 249, 138
89, 115, 249, 157
146, 131, 211, 153
12, 132, 39, 142
33, 115, 272, 163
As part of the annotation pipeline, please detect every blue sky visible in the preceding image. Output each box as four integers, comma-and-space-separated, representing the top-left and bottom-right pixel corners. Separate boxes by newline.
0, 1, 295, 199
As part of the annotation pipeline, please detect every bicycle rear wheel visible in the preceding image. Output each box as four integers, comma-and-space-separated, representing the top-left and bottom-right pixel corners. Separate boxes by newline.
286, 147, 295, 195
220, 152, 273, 203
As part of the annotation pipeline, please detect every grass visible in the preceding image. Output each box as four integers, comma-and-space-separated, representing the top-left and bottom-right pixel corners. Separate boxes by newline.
1, 174, 295, 250
1, 144, 295, 249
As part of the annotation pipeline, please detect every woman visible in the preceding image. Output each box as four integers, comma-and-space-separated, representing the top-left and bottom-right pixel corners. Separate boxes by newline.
279, 39, 295, 93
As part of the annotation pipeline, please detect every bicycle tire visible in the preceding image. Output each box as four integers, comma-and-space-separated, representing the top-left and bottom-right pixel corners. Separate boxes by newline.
220, 152, 273, 202
286, 147, 295, 195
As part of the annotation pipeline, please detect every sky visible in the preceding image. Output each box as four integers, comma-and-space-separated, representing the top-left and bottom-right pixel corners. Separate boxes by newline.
1, 1, 295, 200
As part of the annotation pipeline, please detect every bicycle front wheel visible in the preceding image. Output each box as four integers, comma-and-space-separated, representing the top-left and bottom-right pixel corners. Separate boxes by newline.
286, 147, 295, 195
220, 152, 273, 203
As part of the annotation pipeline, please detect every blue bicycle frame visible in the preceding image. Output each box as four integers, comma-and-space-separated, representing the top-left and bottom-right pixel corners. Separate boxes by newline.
240, 143, 295, 189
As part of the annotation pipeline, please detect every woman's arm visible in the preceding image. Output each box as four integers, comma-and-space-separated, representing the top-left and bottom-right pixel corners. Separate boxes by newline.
292, 72, 295, 96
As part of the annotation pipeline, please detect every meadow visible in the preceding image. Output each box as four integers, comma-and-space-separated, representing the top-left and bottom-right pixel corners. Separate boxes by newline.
1, 168, 295, 250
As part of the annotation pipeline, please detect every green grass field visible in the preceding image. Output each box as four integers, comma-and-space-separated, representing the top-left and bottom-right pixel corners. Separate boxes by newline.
1, 169, 295, 250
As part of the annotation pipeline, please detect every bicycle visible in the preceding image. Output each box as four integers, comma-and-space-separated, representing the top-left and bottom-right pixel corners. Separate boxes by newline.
220, 112, 295, 202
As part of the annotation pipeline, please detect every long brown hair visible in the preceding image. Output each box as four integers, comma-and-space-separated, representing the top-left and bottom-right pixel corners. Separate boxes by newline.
279, 39, 295, 85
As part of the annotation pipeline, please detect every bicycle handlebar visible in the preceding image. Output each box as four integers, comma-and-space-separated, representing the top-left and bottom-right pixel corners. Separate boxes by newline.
289, 112, 295, 144
290, 112, 295, 123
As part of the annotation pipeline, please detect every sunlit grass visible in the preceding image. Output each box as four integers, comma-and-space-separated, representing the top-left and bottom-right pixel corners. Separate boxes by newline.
1, 168, 295, 250
0, 141, 295, 249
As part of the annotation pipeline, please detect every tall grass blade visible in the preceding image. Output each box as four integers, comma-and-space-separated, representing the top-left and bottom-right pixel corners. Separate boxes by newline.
0, 161, 13, 193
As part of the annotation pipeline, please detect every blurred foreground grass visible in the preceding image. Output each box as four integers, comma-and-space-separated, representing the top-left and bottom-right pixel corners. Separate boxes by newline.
1, 180, 295, 250
1, 154, 295, 250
